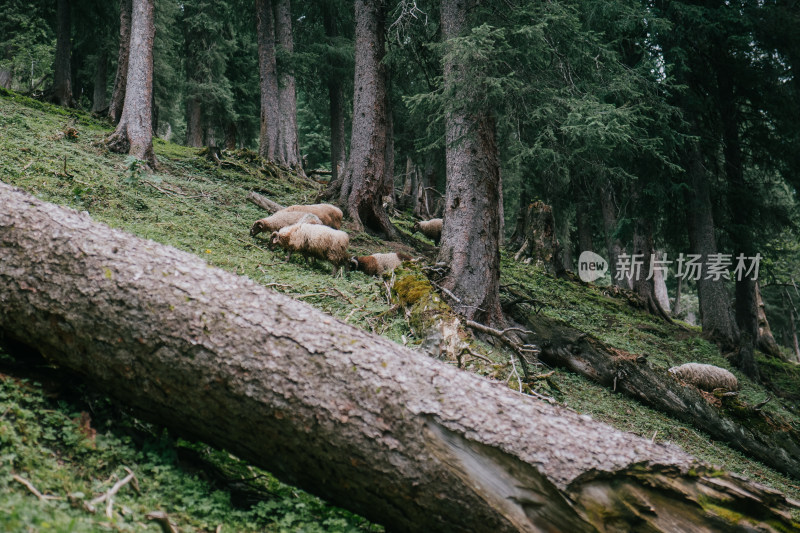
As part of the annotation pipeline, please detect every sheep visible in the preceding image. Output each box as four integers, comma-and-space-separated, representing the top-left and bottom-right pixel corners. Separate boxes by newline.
412, 218, 443, 245
668, 363, 739, 392
350, 252, 412, 277
250, 210, 322, 237
282, 203, 343, 230
270, 220, 350, 276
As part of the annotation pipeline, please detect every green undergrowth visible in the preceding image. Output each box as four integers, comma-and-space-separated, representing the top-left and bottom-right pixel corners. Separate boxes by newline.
1, 89, 800, 526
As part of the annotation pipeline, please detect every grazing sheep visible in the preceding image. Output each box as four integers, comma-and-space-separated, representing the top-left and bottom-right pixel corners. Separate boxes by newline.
412, 218, 443, 245
250, 210, 322, 237
668, 363, 739, 391
270, 220, 350, 276
350, 252, 412, 277
282, 203, 343, 230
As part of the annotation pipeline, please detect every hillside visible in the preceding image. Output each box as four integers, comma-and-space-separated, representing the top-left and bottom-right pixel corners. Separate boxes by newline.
1, 90, 799, 530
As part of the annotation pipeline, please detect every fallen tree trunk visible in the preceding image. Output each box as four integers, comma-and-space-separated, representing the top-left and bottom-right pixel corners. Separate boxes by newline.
246, 190, 285, 213
508, 306, 800, 482
0, 182, 798, 532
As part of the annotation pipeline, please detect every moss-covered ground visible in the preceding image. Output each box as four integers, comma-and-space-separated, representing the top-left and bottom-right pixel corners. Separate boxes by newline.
1, 88, 799, 530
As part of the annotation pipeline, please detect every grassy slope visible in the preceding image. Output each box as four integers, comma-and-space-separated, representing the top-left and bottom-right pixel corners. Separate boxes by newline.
0, 90, 799, 530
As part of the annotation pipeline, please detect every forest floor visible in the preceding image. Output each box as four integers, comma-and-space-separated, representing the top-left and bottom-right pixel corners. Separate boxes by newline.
1, 88, 799, 531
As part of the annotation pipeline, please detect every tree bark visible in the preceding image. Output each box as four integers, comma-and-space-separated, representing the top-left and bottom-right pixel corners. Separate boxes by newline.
109, 0, 132, 124
50, 0, 73, 107
91, 50, 108, 114
653, 251, 671, 314
673, 275, 683, 317
186, 97, 203, 148
273, 0, 301, 169
684, 143, 739, 349
323, 3, 347, 186
438, 0, 503, 326
225, 122, 237, 150
505, 305, 800, 483
256, 0, 279, 162
105, 0, 156, 168
2, 182, 798, 532
338, 0, 397, 238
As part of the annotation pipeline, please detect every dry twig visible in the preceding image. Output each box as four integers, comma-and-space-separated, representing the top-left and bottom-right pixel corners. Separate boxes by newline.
13, 474, 61, 501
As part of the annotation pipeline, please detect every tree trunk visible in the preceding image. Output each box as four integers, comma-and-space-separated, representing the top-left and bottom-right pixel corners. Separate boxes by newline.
50, 0, 73, 107
383, 87, 395, 202
504, 304, 800, 483
338, 0, 397, 238
186, 97, 203, 148
718, 62, 761, 378
105, 0, 156, 168
256, 0, 279, 161
673, 275, 683, 317
322, 2, 347, 192
0, 68, 11, 89
91, 50, 108, 113
576, 206, 593, 255
600, 181, 627, 288
512, 201, 563, 277
755, 281, 783, 359
2, 183, 798, 533
109, 0, 132, 124
273, 0, 301, 169
225, 122, 237, 151
437, 0, 504, 326
684, 143, 739, 349
632, 216, 671, 321
791, 303, 800, 363
653, 251, 671, 314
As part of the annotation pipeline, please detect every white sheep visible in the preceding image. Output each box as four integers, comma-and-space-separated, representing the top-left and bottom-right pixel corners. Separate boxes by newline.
412, 218, 443, 245
282, 203, 343, 230
270, 220, 350, 276
668, 363, 739, 391
350, 252, 412, 277
250, 210, 322, 237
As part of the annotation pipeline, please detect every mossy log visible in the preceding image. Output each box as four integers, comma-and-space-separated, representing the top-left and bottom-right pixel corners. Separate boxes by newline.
1, 182, 798, 532
509, 308, 800, 482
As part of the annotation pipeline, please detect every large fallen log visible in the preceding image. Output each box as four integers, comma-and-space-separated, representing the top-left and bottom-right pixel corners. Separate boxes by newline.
1, 182, 798, 532
508, 306, 800, 481
246, 190, 285, 213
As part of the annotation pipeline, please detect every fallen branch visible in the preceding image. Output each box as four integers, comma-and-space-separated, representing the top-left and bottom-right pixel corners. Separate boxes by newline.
88, 467, 138, 516
466, 320, 537, 380
246, 191, 285, 214
146, 510, 180, 533
13, 474, 61, 502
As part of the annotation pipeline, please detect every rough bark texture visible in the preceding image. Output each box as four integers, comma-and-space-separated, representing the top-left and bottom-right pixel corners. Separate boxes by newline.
91, 50, 108, 113
106, 0, 156, 168
684, 144, 739, 349
653, 252, 671, 314
2, 182, 799, 532
256, 0, 279, 161
323, 3, 347, 185
109, 0, 132, 124
51, 0, 73, 107
506, 306, 800, 483
338, 0, 397, 238
438, 0, 504, 326
186, 97, 203, 148
274, 0, 301, 169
